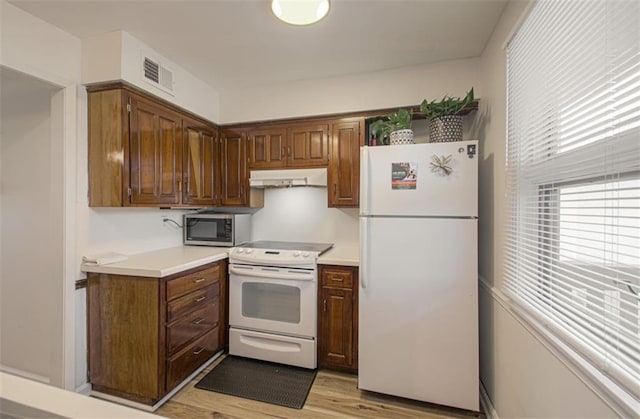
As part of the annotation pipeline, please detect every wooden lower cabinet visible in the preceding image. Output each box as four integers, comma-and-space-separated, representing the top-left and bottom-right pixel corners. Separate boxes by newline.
87, 260, 226, 405
318, 265, 359, 372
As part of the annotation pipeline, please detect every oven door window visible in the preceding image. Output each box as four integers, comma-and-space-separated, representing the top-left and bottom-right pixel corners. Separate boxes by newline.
241, 282, 301, 324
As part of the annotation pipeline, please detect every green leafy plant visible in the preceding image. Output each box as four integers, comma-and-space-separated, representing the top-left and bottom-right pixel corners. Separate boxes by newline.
370, 108, 412, 143
419, 87, 474, 119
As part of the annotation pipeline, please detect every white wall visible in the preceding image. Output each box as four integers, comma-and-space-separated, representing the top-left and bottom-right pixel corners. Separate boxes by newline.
0, 0, 80, 86
0, 0, 83, 390
477, 1, 619, 417
82, 31, 221, 123
219, 58, 479, 124
251, 188, 358, 245
0, 69, 63, 385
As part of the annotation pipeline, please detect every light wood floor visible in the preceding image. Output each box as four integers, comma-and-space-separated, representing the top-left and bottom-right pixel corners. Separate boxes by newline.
156, 355, 482, 419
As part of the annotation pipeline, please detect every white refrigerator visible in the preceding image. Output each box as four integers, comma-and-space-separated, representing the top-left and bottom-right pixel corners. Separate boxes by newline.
358, 140, 479, 412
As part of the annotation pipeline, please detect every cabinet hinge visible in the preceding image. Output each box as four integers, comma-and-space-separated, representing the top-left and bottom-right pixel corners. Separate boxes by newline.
126, 103, 131, 112
327, 153, 330, 161
127, 187, 132, 197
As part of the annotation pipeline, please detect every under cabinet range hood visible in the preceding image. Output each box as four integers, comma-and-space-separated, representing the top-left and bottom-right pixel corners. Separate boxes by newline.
249, 168, 327, 188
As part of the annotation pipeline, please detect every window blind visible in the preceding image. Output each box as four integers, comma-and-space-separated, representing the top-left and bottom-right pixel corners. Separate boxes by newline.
505, 0, 640, 404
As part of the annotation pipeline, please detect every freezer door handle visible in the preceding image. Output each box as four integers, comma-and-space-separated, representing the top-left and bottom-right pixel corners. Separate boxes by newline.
360, 217, 368, 289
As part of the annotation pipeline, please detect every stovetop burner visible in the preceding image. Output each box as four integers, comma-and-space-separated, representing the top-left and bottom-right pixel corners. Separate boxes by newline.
239, 240, 333, 255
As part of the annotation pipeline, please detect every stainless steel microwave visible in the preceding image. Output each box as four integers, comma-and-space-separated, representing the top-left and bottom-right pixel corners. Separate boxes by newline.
184, 213, 251, 247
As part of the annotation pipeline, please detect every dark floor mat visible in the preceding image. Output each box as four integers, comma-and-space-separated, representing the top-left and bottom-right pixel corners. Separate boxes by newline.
195, 356, 317, 409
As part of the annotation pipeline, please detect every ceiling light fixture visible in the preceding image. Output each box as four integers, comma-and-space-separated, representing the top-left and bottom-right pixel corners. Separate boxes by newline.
271, 0, 330, 26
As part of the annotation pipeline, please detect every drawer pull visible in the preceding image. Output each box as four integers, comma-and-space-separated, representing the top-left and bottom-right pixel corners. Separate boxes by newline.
332, 277, 344, 282
193, 347, 204, 355
192, 317, 205, 325
193, 278, 206, 283
194, 296, 206, 303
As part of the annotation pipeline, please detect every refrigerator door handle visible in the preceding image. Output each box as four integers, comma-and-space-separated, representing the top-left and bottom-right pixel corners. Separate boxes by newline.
359, 147, 369, 216
359, 217, 368, 289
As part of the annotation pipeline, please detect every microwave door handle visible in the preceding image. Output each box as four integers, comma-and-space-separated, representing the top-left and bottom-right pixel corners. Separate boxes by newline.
229, 266, 314, 281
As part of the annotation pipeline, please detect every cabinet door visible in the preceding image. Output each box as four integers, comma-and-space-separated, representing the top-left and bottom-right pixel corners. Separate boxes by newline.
129, 95, 182, 206
88, 89, 127, 207
247, 127, 287, 169
183, 119, 219, 206
287, 123, 329, 168
319, 286, 355, 369
328, 120, 362, 207
318, 265, 358, 371
220, 130, 247, 206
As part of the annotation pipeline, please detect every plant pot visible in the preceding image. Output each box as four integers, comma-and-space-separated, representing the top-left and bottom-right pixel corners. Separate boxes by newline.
429, 115, 463, 142
389, 129, 414, 145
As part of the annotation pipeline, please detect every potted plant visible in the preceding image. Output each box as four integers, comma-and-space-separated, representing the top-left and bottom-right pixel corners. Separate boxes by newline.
420, 87, 474, 142
370, 108, 414, 145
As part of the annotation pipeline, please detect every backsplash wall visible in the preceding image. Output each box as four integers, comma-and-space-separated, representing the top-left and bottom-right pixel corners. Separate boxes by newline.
250, 187, 359, 245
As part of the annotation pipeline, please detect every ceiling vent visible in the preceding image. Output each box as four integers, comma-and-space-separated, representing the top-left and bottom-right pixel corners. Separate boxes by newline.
142, 56, 174, 95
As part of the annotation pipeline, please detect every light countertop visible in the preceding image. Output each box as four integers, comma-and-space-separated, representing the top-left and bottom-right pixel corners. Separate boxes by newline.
81, 246, 229, 278
0, 372, 163, 418
81, 243, 358, 278
318, 244, 359, 267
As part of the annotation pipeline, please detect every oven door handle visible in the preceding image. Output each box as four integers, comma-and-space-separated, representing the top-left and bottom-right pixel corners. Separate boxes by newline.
229, 254, 315, 266
229, 266, 315, 281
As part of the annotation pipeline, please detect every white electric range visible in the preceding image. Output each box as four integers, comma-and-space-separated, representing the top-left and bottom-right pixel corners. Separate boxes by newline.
228, 241, 333, 369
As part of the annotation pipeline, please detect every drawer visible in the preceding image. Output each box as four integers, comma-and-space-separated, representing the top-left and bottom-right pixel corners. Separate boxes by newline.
166, 327, 219, 391
166, 265, 220, 301
167, 301, 219, 355
321, 269, 354, 288
167, 283, 219, 323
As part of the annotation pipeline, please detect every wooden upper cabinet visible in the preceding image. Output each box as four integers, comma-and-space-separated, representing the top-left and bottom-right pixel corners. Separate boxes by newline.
87, 85, 226, 208
247, 127, 286, 169
247, 123, 329, 169
183, 118, 219, 206
287, 123, 329, 168
129, 95, 182, 206
220, 129, 247, 206
328, 120, 362, 207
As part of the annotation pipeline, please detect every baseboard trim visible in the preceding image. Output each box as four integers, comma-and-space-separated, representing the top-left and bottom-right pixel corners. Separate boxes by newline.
0, 365, 50, 384
91, 350, 222, 412
479, 381, 498, 419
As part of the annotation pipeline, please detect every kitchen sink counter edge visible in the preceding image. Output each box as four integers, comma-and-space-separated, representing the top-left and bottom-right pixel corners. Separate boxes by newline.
318, 244, 359, 267
81, 245, 229, 278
